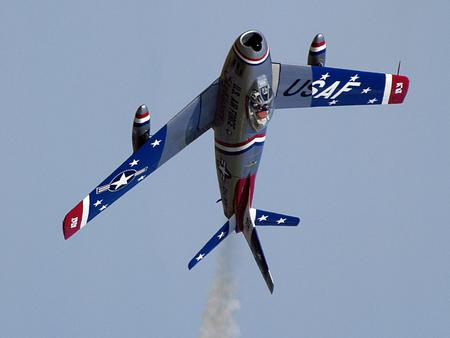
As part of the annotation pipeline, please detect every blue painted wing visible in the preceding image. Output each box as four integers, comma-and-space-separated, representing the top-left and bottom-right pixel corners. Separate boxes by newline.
272, 63, 409, 109
188, 218, 235, 270
63, 79, 219, 239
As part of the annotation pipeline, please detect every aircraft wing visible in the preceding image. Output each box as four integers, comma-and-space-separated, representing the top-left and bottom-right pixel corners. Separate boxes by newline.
63, 79, 219, 239
271, 63, 409, 109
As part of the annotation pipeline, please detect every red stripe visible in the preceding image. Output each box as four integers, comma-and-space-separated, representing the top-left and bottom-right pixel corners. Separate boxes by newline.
234, 43, 269, 62
388, 75, 409, 104
135, 112, 150, 119
215, 133, 265, 148
245, 48, 269, 62
63, 201, 83, 239
311, 41, 326, 48
248, 174, 256, 207
233, 174, 256, 233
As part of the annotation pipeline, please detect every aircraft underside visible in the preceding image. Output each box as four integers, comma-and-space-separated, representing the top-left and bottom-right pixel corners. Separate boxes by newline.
63, 30, 409, 293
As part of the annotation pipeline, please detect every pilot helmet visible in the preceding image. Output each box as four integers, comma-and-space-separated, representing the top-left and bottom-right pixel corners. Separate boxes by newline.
248, 76, 273, 130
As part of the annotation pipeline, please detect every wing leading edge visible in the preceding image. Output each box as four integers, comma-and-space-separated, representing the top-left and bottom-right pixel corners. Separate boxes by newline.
63, 79, 219, 239
272, 63, 409, 110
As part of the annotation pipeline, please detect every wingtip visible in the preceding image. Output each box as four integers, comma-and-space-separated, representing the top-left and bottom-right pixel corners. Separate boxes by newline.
62, 214, 73, 240
62, 199, 87, 240
389, 74, 410, 104
63, 228, 69, 240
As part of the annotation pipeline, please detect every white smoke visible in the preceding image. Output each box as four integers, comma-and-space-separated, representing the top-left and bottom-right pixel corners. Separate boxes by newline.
199, 237, 240, 338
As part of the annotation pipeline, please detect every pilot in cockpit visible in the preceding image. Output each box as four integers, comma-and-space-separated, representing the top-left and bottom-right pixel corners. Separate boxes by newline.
247, 76, 273, 131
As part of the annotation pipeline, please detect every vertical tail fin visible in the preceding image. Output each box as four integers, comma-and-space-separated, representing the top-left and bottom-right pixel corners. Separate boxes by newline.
243, 208, 300, 293
243, 208, 274, 293
244, 226, 274, 293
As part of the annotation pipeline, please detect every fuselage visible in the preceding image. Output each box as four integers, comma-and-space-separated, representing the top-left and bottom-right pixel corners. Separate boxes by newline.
213, 30, 273, 232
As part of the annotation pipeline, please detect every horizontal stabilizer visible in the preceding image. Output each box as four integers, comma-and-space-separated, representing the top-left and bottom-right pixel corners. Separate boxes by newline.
188, 216, 236, 270
251, 208, 300, 226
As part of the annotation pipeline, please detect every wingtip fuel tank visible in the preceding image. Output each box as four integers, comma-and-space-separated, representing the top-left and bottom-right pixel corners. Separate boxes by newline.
308, 33, 326, 67
132, 104, 150, 151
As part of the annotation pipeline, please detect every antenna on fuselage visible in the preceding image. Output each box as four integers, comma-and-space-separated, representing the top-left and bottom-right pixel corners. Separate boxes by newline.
397, 60, 402, 75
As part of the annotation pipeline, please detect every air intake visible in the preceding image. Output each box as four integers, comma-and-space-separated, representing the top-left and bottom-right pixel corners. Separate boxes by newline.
242, 32, 263, 52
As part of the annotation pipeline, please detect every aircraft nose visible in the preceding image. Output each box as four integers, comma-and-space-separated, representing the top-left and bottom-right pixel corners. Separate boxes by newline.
233, 30, 269, 65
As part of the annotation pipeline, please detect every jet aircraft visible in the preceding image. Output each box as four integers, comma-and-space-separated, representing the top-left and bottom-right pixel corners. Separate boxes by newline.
63, 31, 409, 293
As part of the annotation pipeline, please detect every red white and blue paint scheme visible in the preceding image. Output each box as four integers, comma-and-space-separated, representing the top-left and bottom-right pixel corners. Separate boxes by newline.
63, 31, 409, 293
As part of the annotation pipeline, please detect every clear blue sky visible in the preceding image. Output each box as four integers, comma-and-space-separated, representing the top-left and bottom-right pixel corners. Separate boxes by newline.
1, 1, 449, 337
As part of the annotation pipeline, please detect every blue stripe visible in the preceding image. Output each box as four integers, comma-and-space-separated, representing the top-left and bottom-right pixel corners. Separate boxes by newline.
215, 141, 265, 156
133, 121, 149, 128
309, 49, 326, 56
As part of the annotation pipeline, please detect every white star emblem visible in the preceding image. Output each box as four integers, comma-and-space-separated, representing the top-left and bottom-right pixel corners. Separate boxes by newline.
320, 72, 330, 80
93, 199, 102, 207
195, 253, 204, 261
151, 139, 161, 147
218, 231, 225, 239
138, 175, 145, 182
258, 215, 268, 222
129, 159, 139, 167
368, 98, 378, 104
350, 74, 359, 82
110, 172, 134, 190
362, 87, 371, 94
329, 99, 338, 105
99, 204, 108, 211
276, 217, 287, 224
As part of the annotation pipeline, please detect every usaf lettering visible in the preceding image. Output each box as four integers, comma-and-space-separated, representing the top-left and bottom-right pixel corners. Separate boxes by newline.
284, 78, 361, 99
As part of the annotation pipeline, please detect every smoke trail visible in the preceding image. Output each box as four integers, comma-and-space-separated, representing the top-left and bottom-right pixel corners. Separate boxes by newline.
199, 237, 240, 338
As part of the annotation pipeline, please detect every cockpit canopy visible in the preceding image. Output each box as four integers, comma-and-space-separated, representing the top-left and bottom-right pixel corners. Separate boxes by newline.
247, 75, 273, 131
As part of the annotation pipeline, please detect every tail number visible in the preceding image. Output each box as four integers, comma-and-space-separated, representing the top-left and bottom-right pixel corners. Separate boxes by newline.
395, 82, 404, 94
70, 217, 78, 228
